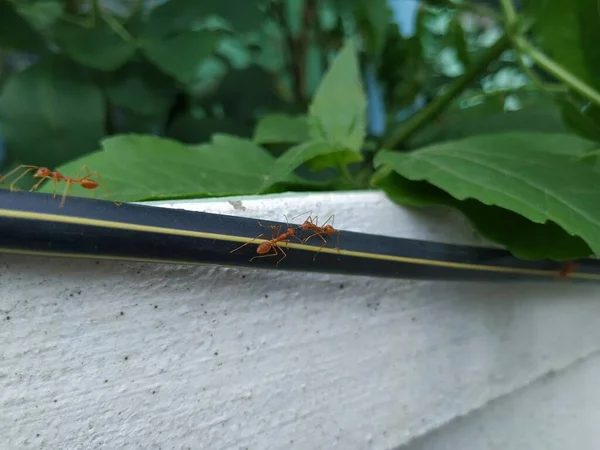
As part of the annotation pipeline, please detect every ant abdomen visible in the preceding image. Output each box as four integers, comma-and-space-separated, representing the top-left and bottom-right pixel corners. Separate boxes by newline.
256, 241, 272, 254
80, 179, 99, 190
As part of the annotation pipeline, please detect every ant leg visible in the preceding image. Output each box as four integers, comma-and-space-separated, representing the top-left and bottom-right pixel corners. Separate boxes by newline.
291, 210, 314, 221
312, 236, 330, 261
74, 164, 90, 180
251, 243, 289, 266
249, 243, 280, 262
231, 233, 267, 254
30, 175, 51, 192
275, 244, 288, 266
321, 213, 335, 228
58, 181, 72, 208
300, 232, 330, 261
289, 234, 304, 244
302, 228, 328, 245
82, 171, 122, 206
302, 231, 327, 245
257, 222, 281, 239
7, 167, 37, 192
0, 165, 39, 185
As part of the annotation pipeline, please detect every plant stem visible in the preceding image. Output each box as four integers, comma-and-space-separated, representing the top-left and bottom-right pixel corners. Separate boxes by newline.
499, 0, 600, 108
382, 33, 511, 149
514, 37, 600, 108
499, 0, 517, 25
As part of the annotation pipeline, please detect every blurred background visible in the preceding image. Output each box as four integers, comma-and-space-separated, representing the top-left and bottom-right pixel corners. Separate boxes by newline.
0, 0, 540, 181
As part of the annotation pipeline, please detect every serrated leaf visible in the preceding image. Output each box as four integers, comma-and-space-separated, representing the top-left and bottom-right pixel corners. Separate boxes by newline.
373, 171, 592, 259
0, 1, 47, 52
308, 39, 367, 153
0, 56, 104, 168
374, 132, 600, 258
53, 19, 137, 71
143, 30, 221, 83
253, 114, 309, 144
36, 134, 324, 202
36, 134, 272, 201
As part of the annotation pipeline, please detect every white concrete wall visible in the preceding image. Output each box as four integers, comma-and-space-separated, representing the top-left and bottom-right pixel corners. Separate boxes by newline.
1, 191, 599, 450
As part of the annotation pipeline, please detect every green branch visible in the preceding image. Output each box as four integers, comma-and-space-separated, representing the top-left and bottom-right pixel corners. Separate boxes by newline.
382, 33, 511, 149
514, 37, 600, 108
499, 0, 517, 26
500, 0, 600, 109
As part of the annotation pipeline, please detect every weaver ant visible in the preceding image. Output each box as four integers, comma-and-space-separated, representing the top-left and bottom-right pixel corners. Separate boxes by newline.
293, 212, 341, 260
230, 216, 303, 266
0, 164, 119, 208
559, 260, 577, 278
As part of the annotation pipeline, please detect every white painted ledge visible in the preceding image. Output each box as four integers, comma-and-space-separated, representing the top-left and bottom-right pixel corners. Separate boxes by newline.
1, 191, 599, 450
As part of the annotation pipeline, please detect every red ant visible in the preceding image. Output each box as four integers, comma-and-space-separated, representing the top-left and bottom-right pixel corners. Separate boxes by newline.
0, 164, 120, 208
231, 216, 303, 266
559, 260, 577, 278
293, 212, 341, 260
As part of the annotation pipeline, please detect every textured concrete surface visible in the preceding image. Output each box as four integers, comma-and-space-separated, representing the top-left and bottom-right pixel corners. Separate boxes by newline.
1, 191, 599, 449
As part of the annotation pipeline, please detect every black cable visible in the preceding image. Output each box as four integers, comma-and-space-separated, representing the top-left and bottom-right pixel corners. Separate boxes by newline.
0, 190, 598, 282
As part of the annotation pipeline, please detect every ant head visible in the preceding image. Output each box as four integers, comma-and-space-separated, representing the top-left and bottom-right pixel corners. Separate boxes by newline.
33, 167, 51, 178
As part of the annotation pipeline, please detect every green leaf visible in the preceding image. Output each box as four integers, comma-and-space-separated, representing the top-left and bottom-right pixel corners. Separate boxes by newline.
305, 148, 364, 172
37, 134, 322, 202
265, 141, 341, 189
104, 61, 176, 117
373, 171, 592, 259
523, 0, 600, 91
38, 134, 271, 201
145, 0, 263, 37
559, 99, 600, 142
308, 39, 367, 153
0, 1, 47, 52
253, 114, 310, 144
53, 19, 137, 71
0, 56, 104, 168
374, 132, 600, 259
143, 30, 221, 83
408, 94, 569, 148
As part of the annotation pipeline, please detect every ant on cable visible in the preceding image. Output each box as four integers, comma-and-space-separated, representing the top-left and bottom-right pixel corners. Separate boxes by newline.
0, 164, 120, 208
230, 215, 303, 266
559, 260, 577, 278
293, 212, 341, 260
